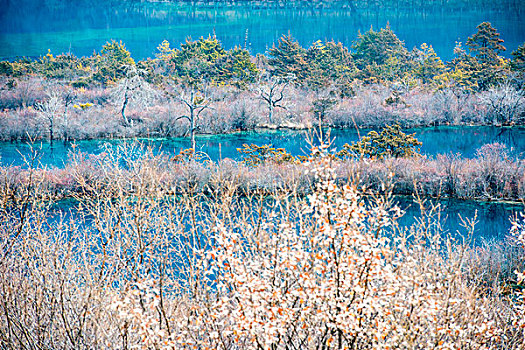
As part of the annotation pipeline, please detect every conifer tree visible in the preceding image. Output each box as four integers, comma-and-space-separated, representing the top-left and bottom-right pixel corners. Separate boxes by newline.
95, 40, 135, 84
411, 43, 446, 84
466, 22, 506, 63
214, 47, 258, 88
511, 44, 525, 71
155, 36, 257, 88
171, 36, 227, 86
305, 40, 356, 90
268, 34, 308, 82
511, 43, 525, 88
351, 24, 409, 82
465, 22, 508, 89
433, 42, 477, 95
351, 24, 408, 69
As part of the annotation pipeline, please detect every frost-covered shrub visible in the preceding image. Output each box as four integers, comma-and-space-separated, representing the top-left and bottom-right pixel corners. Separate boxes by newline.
108, 149, 522, 349
1, 141, 524, 349
481, 83, 525, 125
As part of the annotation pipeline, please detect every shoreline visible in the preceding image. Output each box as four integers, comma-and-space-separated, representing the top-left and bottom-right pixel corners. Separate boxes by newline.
0, 122, 523, 144
4, 151, 524, 203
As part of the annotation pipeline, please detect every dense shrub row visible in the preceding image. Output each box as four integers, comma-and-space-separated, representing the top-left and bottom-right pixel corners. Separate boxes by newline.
0, 78, 523, 142
2, 140, 523, 202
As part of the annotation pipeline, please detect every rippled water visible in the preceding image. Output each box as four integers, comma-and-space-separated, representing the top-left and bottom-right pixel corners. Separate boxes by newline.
1, 2, 524, 61
1, 126, 523, 168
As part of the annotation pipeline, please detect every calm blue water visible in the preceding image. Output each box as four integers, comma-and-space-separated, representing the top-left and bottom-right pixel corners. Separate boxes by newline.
2, 126, 524, 168
50, 194, 523, 243
14, 125, 518, 242
1, 1, 524, 61
395, 196, 522, 243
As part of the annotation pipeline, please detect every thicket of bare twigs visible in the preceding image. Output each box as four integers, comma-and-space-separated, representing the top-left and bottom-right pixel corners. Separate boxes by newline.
0, 142, 524, 349
0, 76, 523, 142
2, 141, 524, 202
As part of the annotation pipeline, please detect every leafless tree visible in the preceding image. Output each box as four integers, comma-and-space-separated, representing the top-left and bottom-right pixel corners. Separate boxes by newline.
312, 89, 337, 141
35, 90, 63, 143
254, 73, 295, 124
61, 89, 75, 142
16, 77, 44, 109
111, 64, 158, 127
481, 82, 525, 125
164, 81, 213, 151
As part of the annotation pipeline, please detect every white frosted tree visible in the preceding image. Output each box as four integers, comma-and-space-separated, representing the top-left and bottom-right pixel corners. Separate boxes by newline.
164, 81, 213, 151
35, 90, 63, 143
254, 73, 295, 124
111, 64, 158, 127
481, 82, 525, 125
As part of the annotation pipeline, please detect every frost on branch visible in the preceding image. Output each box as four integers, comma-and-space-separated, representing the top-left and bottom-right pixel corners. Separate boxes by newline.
185, 150, 505, 349
109, 149, 516, 349
510, 212, 525, 339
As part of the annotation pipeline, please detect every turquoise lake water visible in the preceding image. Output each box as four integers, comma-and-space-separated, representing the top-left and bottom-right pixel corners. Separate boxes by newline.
51, 193, 523, 244
4, 125, 524, 241
1, 1, 524, 241
4, 125, 523, 241
395, 196, 522, 243
1, 1, 524, 61
1, 126, 523, 168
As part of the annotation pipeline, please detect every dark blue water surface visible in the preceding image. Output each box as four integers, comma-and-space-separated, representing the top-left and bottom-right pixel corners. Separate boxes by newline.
1, 126, 524, 168
1, 1, 524, 61
50, 194, 523, 244
395, 196, 522, 243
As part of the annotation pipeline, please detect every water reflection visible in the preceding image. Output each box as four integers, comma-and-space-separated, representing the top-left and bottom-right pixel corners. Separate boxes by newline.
2, 126, 524, 168
1, 2, 524, 61
50, 194, 523, 243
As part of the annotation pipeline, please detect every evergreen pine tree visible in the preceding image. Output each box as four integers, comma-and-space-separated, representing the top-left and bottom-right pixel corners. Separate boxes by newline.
465, 22, 508, 89
305, 40, 356, 90
351, 24, 409, 83
466, 22, 506, 64
511, 43, 525, 72
510, 43, 525, 88
268, 34, 308, 82
351, 24, 408, 69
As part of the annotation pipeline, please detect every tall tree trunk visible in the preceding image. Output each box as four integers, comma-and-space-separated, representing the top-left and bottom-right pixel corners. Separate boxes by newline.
190, 108, 196, 151
318, 111, 324, 142
49, 117, 54, 145
63, 109, 68, 143
121, 90, 131, 126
